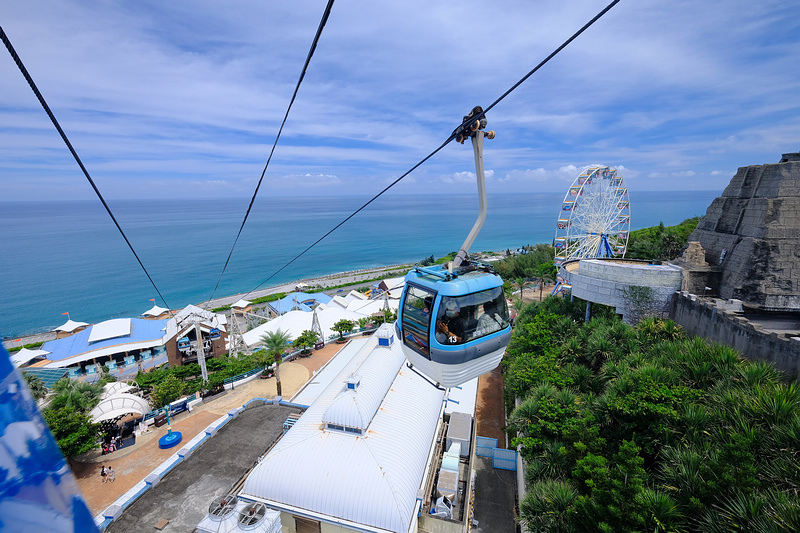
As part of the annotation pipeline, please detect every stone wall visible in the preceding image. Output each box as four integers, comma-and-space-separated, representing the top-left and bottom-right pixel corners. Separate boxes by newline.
670, 291, 800, 379
687, 151, 800, 311
568, 259, 683, 323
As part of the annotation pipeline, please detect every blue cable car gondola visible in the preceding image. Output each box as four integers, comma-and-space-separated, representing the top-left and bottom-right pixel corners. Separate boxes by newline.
396, 262, 511, 387
208, 328, 221, 340
177, 336, 191, 352
396, 107, 512, 387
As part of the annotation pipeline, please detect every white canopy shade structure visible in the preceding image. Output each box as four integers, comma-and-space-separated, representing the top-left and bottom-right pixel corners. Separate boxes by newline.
89, 393, 150, 423
88, 318, 131, 343
10, 348, 51, 368
142, 304, 170, 317
100, 382, 134, 400
231, 298, 252, 309
345, 298, 399, 316
54, 319, 89, 333
242, 308, 364, 348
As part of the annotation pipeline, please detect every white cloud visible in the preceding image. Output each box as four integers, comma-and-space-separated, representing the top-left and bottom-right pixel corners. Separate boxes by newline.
1, 1, 798, 199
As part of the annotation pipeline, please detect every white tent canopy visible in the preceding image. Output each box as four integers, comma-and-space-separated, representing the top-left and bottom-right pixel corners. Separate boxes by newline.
142, 304, 170, 317
100, 382, 134, 400
54, 319, 89, 333
89, 393, 150, 423
242, 308, 365, 348
10, 348, 51, 368
231, 298, 252, 309
345, 298, 398, 316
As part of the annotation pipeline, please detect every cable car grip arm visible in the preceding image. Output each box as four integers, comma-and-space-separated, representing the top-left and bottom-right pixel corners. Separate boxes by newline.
452, 107, 495, 270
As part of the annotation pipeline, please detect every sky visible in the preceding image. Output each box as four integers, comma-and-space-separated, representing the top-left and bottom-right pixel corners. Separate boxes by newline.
1, 0, 799, 201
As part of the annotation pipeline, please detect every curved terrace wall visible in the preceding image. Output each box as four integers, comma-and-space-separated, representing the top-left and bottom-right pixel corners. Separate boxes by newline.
567, 258, 683, 324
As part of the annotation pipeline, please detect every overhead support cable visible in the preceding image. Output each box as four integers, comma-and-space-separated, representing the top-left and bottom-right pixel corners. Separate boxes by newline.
1, 25, 173, 312
204, 0, 337, 306
238, 0, 623, 300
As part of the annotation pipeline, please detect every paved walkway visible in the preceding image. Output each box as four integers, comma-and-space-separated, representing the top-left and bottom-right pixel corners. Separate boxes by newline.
71, 343, 341, 515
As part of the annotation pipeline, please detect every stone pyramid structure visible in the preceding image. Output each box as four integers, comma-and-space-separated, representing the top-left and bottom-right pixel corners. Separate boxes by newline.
688, 150, 800, 311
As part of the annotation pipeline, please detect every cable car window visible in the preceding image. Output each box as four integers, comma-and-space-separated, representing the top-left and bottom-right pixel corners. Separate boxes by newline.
435, 287, 509, 345
401, 284, 436, 359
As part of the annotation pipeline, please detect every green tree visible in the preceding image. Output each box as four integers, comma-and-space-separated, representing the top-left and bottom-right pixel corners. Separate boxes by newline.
49, 378, 103, 413
332, 319, 355, 341
293, 329, 319, 354
260, 329, 292, 397
150, 374, 185, 408
43, 407, 99, 458
23, 372, 48, 401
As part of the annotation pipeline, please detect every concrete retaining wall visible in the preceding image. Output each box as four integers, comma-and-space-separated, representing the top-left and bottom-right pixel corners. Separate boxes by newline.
671, 291, 800, 379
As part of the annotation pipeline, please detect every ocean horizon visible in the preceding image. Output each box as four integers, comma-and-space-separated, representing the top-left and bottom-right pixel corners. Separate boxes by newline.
1, 190, 720, 337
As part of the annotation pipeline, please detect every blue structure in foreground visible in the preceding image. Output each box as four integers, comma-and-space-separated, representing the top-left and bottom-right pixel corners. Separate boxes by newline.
0, 345, 99, 532
157, 407, 183, 449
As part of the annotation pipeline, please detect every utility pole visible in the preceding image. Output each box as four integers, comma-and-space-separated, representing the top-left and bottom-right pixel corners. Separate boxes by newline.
193, 317, 208, 382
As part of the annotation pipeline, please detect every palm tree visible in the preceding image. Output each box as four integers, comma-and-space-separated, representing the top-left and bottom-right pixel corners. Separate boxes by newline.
49, 377, 103, 413
260, 329, 292, 397
23, 372, 48, 401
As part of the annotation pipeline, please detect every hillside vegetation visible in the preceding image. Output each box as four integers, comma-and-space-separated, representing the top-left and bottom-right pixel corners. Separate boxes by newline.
625, 218, 700, 261
505, 297, 800, 533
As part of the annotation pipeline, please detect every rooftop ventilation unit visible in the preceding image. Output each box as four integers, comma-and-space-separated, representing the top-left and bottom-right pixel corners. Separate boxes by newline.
208, 495, 238, 520
237, 502, 267, 527
346, 374, 361, 390
377, 322, 395, 346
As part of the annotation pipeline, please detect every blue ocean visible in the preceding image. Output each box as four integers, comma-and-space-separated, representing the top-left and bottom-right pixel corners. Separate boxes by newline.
1, 191, 719, 337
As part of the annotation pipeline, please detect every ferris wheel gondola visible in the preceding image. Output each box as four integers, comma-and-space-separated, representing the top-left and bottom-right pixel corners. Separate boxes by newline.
396, 108, 511, 388
552, 166, 630, 294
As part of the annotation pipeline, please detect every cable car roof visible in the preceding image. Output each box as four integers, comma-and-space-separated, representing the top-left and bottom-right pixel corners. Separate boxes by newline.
404, 264, 503, 296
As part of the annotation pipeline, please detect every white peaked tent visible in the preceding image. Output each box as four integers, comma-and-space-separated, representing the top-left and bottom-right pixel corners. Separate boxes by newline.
345, 298, 399, 316
54, 319, 89, 333
141, 304, 170, 317
231, 298, 252, 309
242, 308, 365, 348
10, 348, 51, 368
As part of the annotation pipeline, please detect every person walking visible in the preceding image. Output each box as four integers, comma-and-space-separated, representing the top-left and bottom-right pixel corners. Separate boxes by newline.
100, 465, 107, 483
107, 467, 115, 483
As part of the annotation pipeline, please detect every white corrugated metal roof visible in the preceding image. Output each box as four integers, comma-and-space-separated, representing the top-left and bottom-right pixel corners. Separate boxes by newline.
240, 332, 445, 533
322, 339, 404, 431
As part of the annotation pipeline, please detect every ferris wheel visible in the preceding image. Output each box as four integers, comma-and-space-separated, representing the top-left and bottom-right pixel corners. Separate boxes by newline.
553, 165, 630, 275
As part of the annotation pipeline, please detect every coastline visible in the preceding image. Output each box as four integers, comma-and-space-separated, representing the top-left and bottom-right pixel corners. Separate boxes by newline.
2, 262, 413, 350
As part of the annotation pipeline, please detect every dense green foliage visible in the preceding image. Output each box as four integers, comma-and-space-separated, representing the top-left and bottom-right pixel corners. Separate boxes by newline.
23, 373, 47, 401
43, 407, 100, 458
48, 378, 103, 412
626, 218, 699, 261
134, 352, 265, 403
332, 319, 355, 340
293, 329, 320, 353
495, 244, 557, 282
39, 378, 106, 457
505, 297, 800, 532
149, 374, 186, 408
